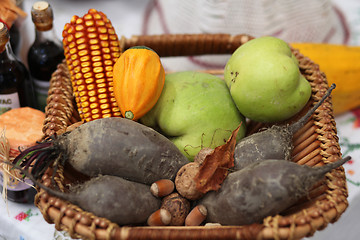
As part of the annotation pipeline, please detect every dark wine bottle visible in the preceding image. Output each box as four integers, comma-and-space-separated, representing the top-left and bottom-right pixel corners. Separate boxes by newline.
0, 172, 37, 203
27, 1, 64, 112
0, 22, 36, 114
0, 22, 36, 203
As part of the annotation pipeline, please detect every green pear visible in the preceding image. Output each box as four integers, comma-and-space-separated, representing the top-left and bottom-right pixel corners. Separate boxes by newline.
224, 36, 311, 123
140, 71, 246, 161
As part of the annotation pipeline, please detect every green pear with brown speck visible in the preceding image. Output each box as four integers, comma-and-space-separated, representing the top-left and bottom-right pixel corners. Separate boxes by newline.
224, 36, 311, 123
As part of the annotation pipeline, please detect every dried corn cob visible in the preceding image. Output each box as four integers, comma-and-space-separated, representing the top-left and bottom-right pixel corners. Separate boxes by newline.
62, 9, 122, 122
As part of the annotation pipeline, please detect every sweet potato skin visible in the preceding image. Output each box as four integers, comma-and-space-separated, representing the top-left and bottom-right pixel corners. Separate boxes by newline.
233, 126, 292, 170
71, 175, 161, 225
57, 117, 188, 185
199, 158, 349, 225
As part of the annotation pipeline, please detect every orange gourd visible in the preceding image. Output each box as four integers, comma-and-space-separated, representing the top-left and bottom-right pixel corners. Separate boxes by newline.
113, 46, 165, 120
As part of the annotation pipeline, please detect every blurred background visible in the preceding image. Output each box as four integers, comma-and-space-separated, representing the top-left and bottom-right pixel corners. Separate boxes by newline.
13, 0, 359, 71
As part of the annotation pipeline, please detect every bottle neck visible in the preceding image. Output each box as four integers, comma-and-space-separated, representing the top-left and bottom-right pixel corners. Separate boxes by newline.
0, 41, 17, 62
34, 27, 61, 46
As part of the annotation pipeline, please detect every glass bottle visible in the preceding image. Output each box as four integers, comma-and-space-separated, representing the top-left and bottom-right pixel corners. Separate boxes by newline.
0, 172, 37, 203
0, 22, 36, 203
9, 22, 20, 55
27, 1, 64, 112
0, 22, 36, 114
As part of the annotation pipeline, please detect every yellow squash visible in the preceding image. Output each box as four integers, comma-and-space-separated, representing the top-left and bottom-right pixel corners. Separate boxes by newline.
113, 46, 165, 120
291, 42, 360, 115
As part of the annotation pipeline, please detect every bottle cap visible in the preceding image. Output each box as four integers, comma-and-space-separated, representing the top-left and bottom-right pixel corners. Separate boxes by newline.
31, 1, 54, 31
0, 22, 10, 52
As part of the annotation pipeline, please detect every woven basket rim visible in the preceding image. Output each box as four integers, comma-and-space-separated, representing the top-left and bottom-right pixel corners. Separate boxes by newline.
36, 33, 348, 240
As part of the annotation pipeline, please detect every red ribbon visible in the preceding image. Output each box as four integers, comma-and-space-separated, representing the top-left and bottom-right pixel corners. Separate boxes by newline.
0, 18, 10, 30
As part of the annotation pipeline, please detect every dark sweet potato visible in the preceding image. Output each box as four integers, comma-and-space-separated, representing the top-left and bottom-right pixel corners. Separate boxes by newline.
14, 117, 188, 185
199, 156, 350, 225
234, 84, 336, 170
26, 171, 161, 225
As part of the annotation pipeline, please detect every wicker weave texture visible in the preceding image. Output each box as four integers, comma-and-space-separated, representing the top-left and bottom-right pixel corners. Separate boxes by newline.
37, 34, 347, 240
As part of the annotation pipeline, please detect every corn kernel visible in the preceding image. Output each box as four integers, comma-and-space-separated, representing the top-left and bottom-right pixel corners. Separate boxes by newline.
75, 18, 83, 24
81, 62, 90, 68
97, 88, 106, 94
104, 60, 113, 66
106, 71, 113, 77
92, 114, 100, 119
85, 20, 94, 27
68, 42, 76, 49
98, 27, 107, 34
96, 78, 105, 84
90, 103, 98, 109
102, 113, 112, 118
75, 73, 82, 79
81, 102, 89, 108
99, 34, 108, 41
91, 50, 101, 56
78, 85, 85, 91
93, 62, 102, 67
95, 73, 105, 79
98, 83, 107, 89
88, 33, 97, 39
76, 38, 85, 44
88, 27, 96, 33
90, 39, 99, 45
75, 32, 84, 39
85, 78, 94, 84
80, 56, 90, 62
84, 13, 93, 20
84, 72, 93, 79
81, 67, 91, 73
78, 43, 87, 50
88, 90, 96, 97
75, 24, 84, 31
69, 48, 77, 55
100, 41, 109, 48
100, 104, 110, 110
80, 96, 88, 102
79, 49, 88, 56
92, 56, 102, 62
93, 67, 103, 73
79, 90, 87, 97
93, 13, 101, 19
103, 54, 111, 59
90, 45, 100, 50
96, 20, 105, 26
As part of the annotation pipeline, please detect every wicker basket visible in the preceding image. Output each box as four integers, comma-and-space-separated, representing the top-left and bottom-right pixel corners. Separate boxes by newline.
36, 34, 347, 240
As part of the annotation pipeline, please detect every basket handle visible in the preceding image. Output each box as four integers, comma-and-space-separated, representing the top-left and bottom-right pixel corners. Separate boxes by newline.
121, 34, 254, 57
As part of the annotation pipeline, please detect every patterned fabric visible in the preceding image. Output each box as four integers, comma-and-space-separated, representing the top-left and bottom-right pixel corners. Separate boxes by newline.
0, 200, 55, 240
336, 109, 360, 202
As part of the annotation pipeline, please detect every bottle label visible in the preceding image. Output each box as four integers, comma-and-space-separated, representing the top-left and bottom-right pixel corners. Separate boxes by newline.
33, 78, 50, 111
0, 172, 33, 191
0, 92, 20, 114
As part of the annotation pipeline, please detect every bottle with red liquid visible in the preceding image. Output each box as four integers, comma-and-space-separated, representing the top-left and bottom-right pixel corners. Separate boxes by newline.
27, 1, 64, 112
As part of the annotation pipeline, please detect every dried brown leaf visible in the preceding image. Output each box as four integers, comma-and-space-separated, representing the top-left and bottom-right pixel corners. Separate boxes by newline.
194, 124, 242, 194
